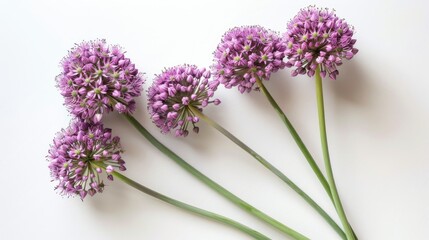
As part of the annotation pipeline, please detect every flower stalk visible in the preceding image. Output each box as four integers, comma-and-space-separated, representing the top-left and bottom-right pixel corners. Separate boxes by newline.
315, 65, 355, 240
255, 76, 333, 203
91, 161, 271, 240
188, 106, 346, 239
124, 114, 309, 240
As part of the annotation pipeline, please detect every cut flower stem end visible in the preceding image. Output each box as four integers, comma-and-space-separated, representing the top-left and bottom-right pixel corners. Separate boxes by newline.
188, 106, 346, 239
90, 161, 271, 240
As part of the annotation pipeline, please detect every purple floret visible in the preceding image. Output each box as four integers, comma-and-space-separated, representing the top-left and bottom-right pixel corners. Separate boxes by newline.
284, 6, 358, 79
57, 40, 144, 123
212, 26, 286, 93
147, 65, 220, 137
48, 120, 125, 199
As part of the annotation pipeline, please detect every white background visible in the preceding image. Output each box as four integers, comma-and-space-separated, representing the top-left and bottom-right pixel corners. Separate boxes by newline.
1, 0, 428, 239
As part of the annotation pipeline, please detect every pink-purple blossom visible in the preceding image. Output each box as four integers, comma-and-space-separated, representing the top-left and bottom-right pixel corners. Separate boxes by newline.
47, 120, 125, 199
212, 26, 286, 93
57, 40, 144, 123
147, 65, 220, 137
284, 6, 358, 79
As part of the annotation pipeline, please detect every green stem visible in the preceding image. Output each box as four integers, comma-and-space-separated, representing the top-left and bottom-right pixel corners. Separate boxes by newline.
314, 66, 355, 240
255, 77, 333, 204
91, 162, 270, 240
256, 77, 358, 239
188, 106, 345, 240
124, 114, 309, 240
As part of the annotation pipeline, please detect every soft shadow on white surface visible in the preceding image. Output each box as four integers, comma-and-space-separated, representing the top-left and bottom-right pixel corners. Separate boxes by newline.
1, 0, 429, 240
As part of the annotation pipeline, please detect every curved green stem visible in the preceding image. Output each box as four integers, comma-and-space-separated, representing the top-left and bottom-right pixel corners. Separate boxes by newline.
188, 106, 345, 240
255, 77, 358, 239
255, 77, 333, 204
314, 66, 355, 240
124, 114, 309, 240
91, 162, 270, 240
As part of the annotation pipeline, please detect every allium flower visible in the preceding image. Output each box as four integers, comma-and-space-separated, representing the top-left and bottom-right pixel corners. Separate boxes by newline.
57, 40, 144, 123
147, 65, 220, 137
213, 26, 286, 93
284, 6, 358, 79
48, 120, 125, 199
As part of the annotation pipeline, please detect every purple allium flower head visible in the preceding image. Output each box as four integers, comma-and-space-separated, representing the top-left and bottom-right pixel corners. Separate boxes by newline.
47, 120, 125, 200
57, 40, 144, 123
147, 65, 220, 137
213, 26, 286, 93
284, 6, 358, 79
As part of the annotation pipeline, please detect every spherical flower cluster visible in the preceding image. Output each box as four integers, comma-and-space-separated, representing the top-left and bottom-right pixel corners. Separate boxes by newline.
212, 26, 286, 93
147, 65, 220, 137
57, 40, 144, 123
284, 6, 358, 79
48, 120, 125, 199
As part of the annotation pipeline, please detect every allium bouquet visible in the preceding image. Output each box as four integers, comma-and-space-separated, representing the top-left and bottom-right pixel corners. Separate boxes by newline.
47, 5, 359, 240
